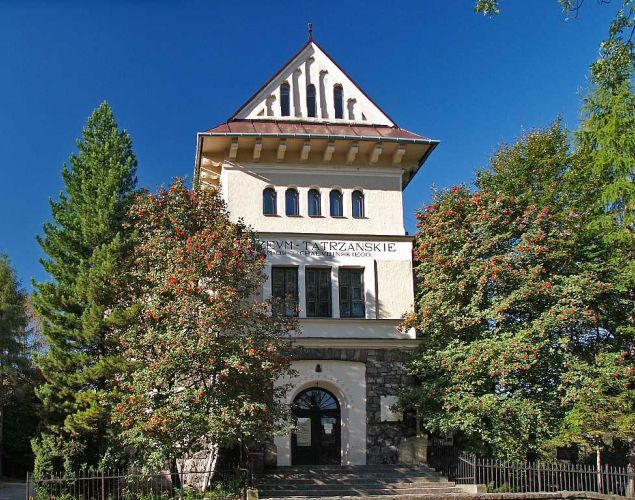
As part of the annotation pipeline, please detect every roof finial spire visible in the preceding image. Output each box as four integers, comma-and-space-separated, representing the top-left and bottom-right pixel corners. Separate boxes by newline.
308, 21, 313, 42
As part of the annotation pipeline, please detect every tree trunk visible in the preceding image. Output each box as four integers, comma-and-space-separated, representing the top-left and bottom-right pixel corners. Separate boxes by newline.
170, 457, 181, 493
201, 442, 219, 492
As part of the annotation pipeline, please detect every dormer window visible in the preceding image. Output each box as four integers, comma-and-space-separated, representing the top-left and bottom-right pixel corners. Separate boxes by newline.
307, 84, 316, 118
285, 188, 299, 216
263, 187, 277, 215
334, 85, 343, 119
280, 82, 290, 117
308, 189, 321, 217
352, 190, 364, 218
330, 190, 343, 217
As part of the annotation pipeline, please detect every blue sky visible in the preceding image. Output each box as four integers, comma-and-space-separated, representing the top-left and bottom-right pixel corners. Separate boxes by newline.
0, 0, 618, 289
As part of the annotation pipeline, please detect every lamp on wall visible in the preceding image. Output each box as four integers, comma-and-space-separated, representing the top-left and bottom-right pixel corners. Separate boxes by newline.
315, 364, 322, 373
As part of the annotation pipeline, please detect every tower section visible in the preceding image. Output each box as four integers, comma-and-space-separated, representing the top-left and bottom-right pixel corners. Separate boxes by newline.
194, 39, 438, 465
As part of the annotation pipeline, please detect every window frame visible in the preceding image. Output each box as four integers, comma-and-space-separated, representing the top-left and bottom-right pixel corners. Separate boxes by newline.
280, 82, 290, 117
271, 266, 299, 317
285, 188, 300, 216
306, 84, 317, 118
334, 85, 343, 119
329, 189, 343, 217
305, 267, 332, 318
338, 267, 365, 318
308, 188, 321, 217
352, 190, 365, 219
262, 187, 277, 215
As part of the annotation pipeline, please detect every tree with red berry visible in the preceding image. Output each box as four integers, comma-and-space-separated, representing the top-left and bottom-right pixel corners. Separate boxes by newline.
114, 179, 295, 480
400, 186, 621, 460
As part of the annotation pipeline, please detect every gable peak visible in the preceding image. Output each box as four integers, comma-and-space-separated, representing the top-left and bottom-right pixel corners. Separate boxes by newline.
231, 40, 395, 127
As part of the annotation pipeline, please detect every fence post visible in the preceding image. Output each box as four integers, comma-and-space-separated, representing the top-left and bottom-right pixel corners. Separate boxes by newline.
473, 455, 477, 486
101, 470, 105, 500
596, 447, 603, 493
25, 471, 29, 500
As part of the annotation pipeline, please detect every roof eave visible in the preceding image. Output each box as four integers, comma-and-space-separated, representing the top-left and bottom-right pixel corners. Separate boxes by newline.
197, 130, 438, 145
403, 139, 440, 189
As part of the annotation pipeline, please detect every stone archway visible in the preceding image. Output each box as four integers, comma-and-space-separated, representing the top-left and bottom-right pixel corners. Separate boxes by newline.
291, 387, 341, 465
274, 360, 367, 466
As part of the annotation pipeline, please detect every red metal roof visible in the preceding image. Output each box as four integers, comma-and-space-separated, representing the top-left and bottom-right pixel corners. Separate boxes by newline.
202, 120, 433, 143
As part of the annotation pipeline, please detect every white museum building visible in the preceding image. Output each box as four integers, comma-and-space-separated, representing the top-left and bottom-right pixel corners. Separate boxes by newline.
193, 36, 438, 466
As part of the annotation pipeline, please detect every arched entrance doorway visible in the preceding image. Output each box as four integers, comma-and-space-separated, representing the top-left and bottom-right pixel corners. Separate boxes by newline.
291, 387, 341, 465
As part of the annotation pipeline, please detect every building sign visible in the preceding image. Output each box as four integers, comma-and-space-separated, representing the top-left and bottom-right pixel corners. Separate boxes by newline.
296, 417, 311, 446
380, 395, 403, 422
261, 237, 411, 262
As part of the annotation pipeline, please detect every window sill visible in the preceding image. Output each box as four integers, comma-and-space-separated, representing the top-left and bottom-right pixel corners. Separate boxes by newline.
331, 215, 346, 219
263, 213, 280, 217
286, 214, 302, 217
300, 316, 369, 320
309, 215, 324, 218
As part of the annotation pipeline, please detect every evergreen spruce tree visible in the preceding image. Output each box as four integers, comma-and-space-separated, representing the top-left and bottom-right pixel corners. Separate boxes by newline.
0, 253, 29, 478
32, 102, 137, 473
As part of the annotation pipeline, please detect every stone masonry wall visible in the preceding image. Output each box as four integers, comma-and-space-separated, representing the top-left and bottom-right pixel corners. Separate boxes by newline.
294, 347, 417, 464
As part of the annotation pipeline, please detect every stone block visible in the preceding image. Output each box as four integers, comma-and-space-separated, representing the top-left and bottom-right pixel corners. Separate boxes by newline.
398, 435, 429, 464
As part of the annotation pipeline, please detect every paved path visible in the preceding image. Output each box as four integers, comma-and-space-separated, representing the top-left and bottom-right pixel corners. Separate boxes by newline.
0, 481, 25, 500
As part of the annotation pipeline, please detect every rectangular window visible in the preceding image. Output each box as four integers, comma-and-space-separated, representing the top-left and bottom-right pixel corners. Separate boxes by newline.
339, 268, 365, 318
272, 267, 298, 317
306, 267, 332, 318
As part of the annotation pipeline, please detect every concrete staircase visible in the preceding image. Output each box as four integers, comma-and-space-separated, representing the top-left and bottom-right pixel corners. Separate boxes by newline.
256, 464, 467, 499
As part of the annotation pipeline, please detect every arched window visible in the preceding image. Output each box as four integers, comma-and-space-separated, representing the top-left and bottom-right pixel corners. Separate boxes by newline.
329, 190, 343, 217
352, 190, 364, 218
285, 188, 299, 216
334, 85, 343, 119
263, 187, 277, 215
308, 189, 321, 216
280, 82, 290, 117
306, 84, 316, 117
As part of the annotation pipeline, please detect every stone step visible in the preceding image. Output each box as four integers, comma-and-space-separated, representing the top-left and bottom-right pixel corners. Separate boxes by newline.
258, 472, 445, 481
260, 482, 457, 491
258, 479, 454, 488
260, 496, 471, 500
267, 465, 434, 472
256, 464, 456, 499
259, 486, 465, 498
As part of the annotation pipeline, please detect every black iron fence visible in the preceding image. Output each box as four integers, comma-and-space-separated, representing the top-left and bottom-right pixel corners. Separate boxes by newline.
26, 468, 248, 500
428, 445, 635, 497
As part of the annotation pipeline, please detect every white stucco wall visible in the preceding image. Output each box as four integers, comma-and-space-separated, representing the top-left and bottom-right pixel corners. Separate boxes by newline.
296, 319, 415, 339
221, 163, 405, 236
274, 360, 367, 466
376, 260, 414, 320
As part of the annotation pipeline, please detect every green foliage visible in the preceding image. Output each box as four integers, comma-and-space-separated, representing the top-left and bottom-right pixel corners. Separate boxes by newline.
0, 253, 28, 386
0, 253, 31, 477
32, 102, 138, 471
560, 351, 635, 448
476, 120, 574, 215
113, 180, 295, 466
2, 372, 40, 477
468, 0, 635, 462
575, 2, 635, 291
564, 1, 635, 456
474, 0, 612, 17
402, 187, 615, 460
